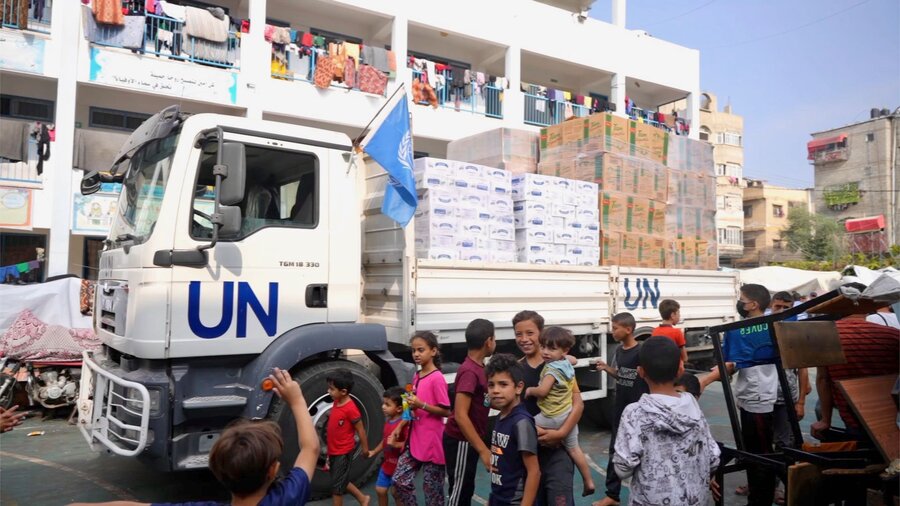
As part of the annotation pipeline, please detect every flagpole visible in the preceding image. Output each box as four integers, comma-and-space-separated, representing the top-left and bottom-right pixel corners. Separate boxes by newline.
352, 83, 407, 148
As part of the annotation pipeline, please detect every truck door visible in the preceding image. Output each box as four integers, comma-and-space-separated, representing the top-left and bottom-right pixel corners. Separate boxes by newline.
167, 132, 331, 357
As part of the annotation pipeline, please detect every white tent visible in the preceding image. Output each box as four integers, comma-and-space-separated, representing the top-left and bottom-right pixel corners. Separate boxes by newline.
737, 266, 842, 296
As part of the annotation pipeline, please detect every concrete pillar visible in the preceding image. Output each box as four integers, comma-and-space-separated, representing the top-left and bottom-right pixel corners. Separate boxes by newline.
612, 0, 626, 28
46, 0, 81, 276
390, 15, 409, 96
610, 73, 626, 118
503, 46, 524, 127
242, 0, 268, 120
685, 92, 700, 140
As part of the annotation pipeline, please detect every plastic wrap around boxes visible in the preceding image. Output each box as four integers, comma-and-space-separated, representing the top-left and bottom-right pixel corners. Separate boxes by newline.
512, 174, 600, 266
446, 128, 541, 174
538, 115, 718, 270
414, 158, 517, 263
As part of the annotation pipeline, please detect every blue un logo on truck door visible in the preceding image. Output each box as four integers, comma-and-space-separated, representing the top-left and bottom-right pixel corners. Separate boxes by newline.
187, 281, 279, 338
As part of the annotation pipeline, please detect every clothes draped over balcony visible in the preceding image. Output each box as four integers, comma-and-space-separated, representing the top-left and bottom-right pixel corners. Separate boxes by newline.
0, 119, 32, 164
2, 0, 30, 29
409, 56, 506, 115
73, 129, 131, 173
268, 28, 393, 96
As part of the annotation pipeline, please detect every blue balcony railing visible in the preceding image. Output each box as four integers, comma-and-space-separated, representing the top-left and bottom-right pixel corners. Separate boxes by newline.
411, 69, 503, 119
1, 0, 52, 34
523, 93, 589, 127
271, 49, 389, 96
87, 12, 240, 69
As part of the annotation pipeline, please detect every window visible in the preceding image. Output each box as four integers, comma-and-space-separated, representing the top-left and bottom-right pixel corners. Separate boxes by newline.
191, 143, 318, 241
725, 196, 742, 211
716, 195, 725, 209
716, 131, 742, 146
0, 95, 55, 122
89, 107, 151, 132
744, 205, 753, 218
699, 126, 711, 142
743, 236, 756, 249
772, 239, 783, 250
773, 205, 784, 218
866, 133, 875, 142
700, 94, 711, 111
718, 227, 743, 246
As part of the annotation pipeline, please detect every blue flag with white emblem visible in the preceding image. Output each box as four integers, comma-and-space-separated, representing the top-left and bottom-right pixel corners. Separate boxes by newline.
362, 90, 417, 226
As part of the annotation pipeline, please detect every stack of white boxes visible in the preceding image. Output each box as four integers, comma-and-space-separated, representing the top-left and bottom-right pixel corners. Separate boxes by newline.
512, 174, 601, 266
413, 158, 516, 262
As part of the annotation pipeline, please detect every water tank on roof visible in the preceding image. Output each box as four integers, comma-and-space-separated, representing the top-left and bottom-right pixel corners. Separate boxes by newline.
871, 108, 881, 119
881, 108, 891, 116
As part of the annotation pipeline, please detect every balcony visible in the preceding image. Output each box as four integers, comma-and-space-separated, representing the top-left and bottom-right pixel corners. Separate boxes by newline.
411, 68, 503, 118
83, 7, 241, 69
810, 147, 849, 164
523, 90, 590, 126
271, 44, 392, 97
1, 0, 51, 34
0, 137, 43, 188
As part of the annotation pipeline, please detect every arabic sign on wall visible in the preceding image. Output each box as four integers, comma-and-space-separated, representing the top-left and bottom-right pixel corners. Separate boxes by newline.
72, 183, 121, 236
88, 47, 238, 105
0, 187, 33, 229
0, 31, 45, 75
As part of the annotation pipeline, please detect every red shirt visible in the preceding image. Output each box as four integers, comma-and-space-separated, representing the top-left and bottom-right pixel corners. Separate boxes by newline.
826, 320, 899, 429
445, 357, 490, 441
327, 398, 361, 456
381, 417, 408, 475
652, 324, 686, 348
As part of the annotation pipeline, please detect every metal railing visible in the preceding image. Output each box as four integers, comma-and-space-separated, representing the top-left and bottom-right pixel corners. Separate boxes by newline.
523, 93, 589, 127
87, 12, 240, 69
0, 138, 43, 187
411, 69, 503, 119
1, 0, 51, 34
272, 50, 390, 96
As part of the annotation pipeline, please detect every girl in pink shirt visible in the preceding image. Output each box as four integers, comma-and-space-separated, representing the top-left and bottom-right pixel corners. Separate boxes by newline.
392, 331, 451, 506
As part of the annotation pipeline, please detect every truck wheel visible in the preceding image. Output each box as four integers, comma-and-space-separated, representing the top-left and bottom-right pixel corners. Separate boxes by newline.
584, 391, 616, 429
268, 360, 385, 499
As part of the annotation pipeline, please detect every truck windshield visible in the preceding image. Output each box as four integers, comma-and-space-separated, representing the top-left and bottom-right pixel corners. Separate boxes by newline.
109, 134, 179, 247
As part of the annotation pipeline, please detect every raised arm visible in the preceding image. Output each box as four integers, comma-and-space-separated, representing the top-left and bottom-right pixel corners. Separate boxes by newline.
269, 368, 320, 479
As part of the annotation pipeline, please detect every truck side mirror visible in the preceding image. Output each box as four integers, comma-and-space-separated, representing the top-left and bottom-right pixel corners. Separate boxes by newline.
81, 171, 101, 195
219, 142, 246, 206
216, 205, 242, 238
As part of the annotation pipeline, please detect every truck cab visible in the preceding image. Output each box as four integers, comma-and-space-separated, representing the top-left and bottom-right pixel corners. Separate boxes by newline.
78, 106, 408, 495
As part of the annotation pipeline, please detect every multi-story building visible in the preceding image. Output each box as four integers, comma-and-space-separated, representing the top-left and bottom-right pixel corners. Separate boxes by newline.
661, 92, 744, 266
0, 0, 702, 279
808, 108, 899, 252
737, 179, 812, 268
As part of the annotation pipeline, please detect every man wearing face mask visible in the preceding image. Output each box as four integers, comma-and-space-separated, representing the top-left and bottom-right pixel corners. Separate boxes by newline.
700, 284, 777, 506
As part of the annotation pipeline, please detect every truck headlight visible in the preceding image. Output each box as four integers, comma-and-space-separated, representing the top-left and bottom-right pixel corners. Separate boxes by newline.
124, 388, 162, 416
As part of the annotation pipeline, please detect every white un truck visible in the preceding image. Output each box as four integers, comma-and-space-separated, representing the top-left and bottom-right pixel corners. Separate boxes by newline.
77, 106, 740, 495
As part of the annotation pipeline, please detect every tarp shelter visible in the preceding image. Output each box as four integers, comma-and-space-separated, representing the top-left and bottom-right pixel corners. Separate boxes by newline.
738, 266, 842, 296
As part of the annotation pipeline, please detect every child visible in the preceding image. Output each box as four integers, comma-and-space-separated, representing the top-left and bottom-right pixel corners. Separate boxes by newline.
486, 353, 541, 506
326, 369, 371, 506
367, 386, 409, 506
69, 368, 320, 506
444, 319, 496, 506
524, 326, 595, 496
592, 312, 648, 506
699, 283, 777, 505
613, 337, 720, 505
675, 372, 701, 399
393, 331, 451, 506
652, 299, 688, 364
513, 310, 581, 506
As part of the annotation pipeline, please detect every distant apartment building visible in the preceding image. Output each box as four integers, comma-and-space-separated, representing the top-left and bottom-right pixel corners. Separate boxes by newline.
737, 179, 812, 268
809, 108, 899, 252
662, 92, 745, 266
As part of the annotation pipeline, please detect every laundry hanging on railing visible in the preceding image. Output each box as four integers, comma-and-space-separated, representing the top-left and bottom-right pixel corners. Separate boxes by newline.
0, 259, 43, 284
83, 8, 146, 49
0, 118, 31, 163
92, 0, 124, 25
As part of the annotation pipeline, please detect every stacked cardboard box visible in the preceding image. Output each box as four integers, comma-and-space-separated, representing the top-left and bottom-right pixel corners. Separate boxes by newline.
537, 114, 718, 269
413, 158, 516, 263
511, 173, 599, 266
447, 128, 541, 174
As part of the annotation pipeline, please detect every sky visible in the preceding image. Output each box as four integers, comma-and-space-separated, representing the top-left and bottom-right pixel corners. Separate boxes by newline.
589, 0, 900, 188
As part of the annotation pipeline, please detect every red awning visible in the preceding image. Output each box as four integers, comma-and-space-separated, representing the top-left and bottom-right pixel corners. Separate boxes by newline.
845, 215, 885, 233
807, 134, 847, 158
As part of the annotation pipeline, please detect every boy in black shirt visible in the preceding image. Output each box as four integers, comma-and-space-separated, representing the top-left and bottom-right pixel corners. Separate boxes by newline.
592, 312, 648, 506
486, 354, 540, 506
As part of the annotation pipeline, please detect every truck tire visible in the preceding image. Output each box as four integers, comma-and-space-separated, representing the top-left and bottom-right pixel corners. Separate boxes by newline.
584, 391, 616, 429
268, 360, 385, 499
